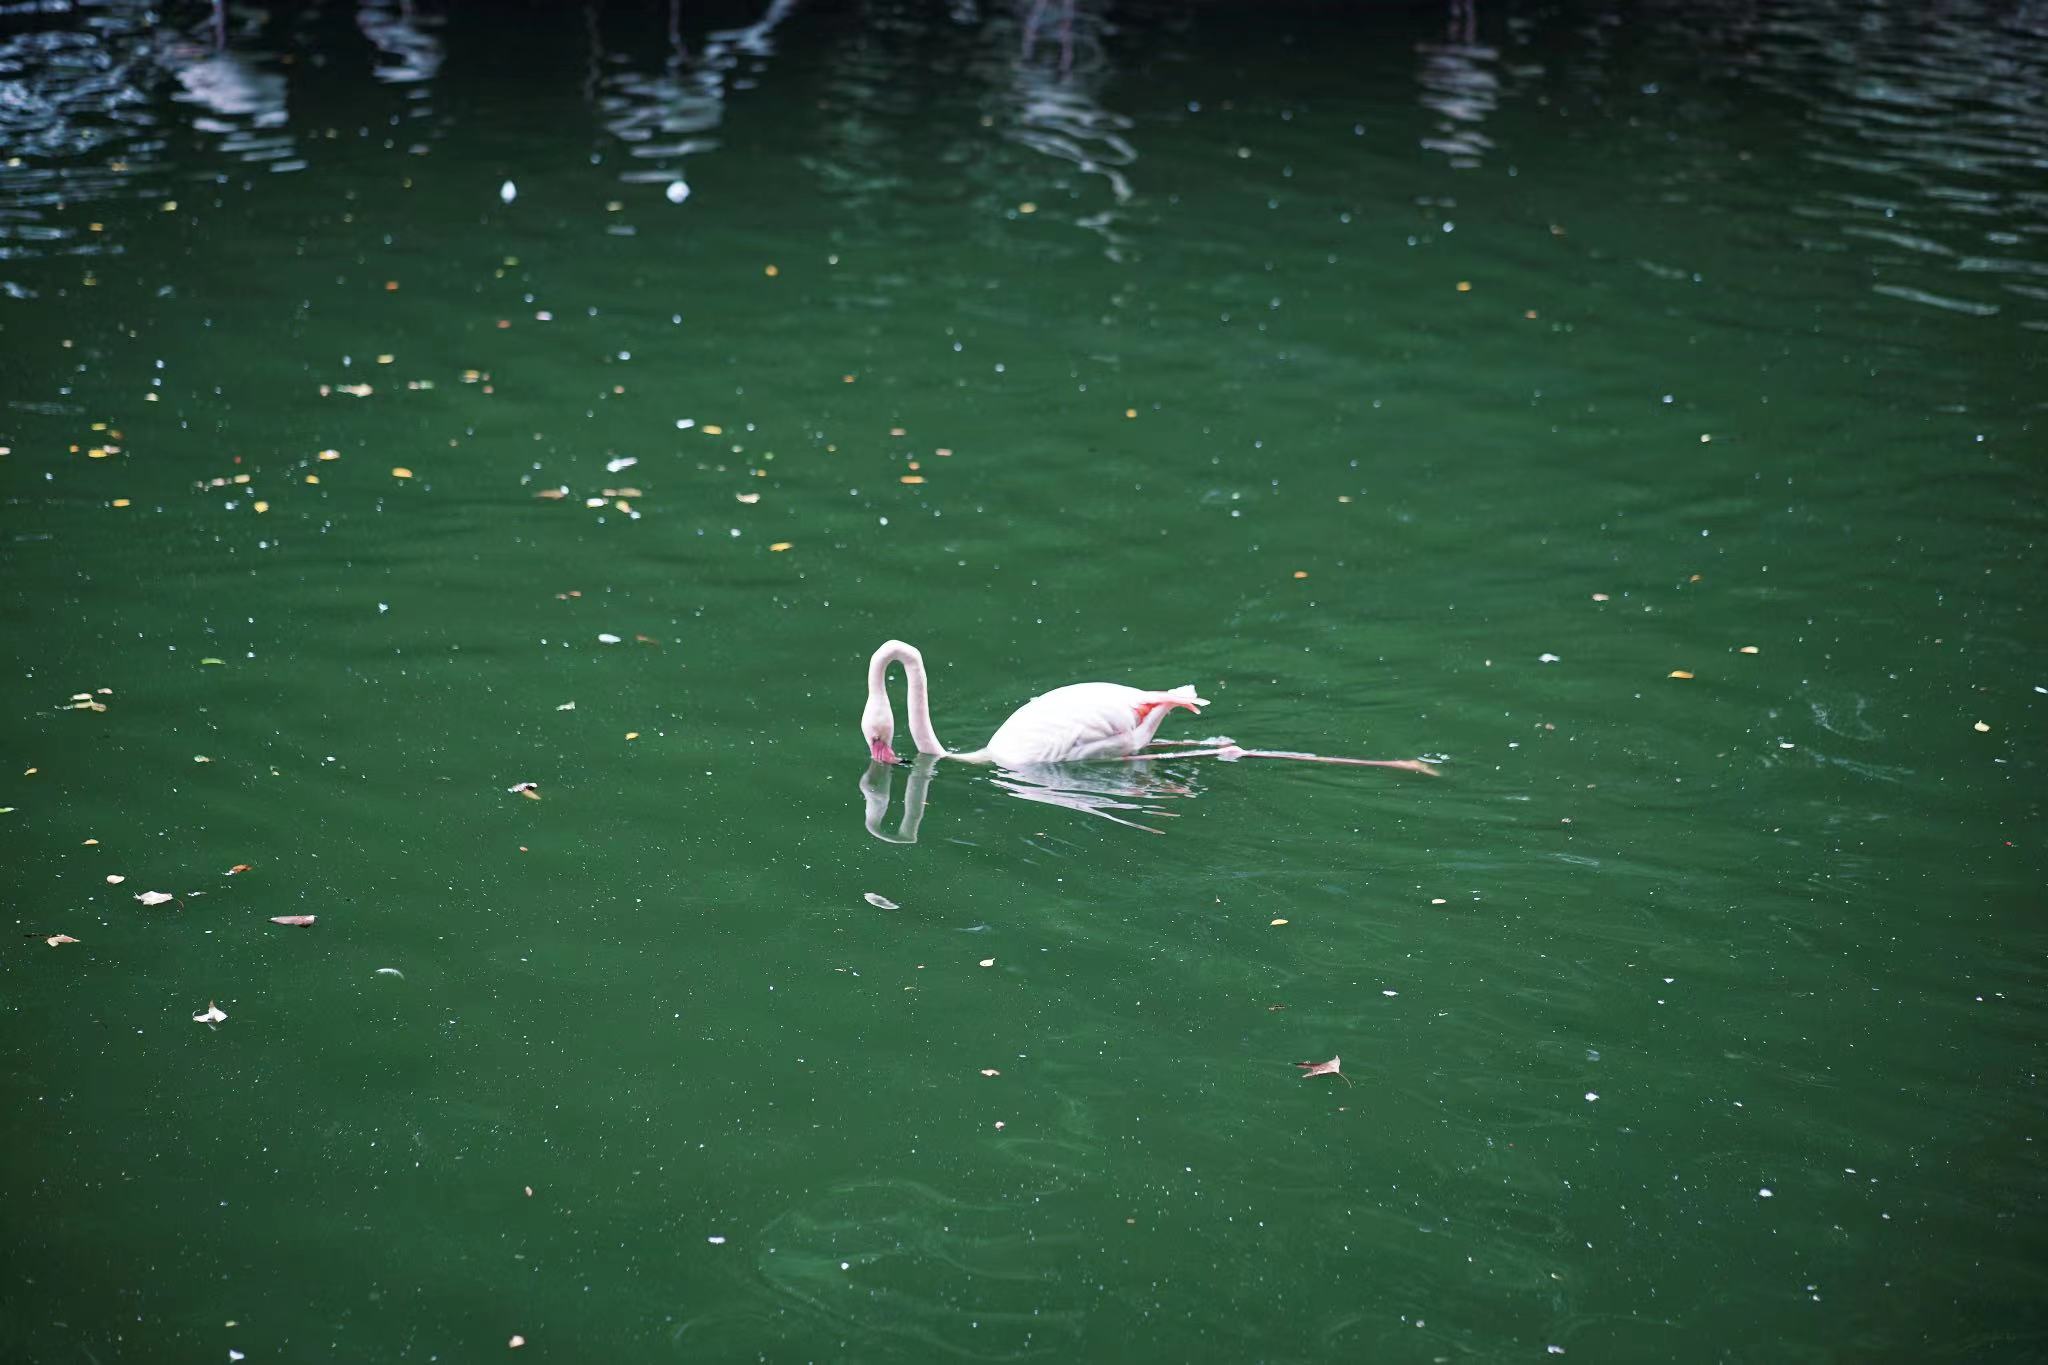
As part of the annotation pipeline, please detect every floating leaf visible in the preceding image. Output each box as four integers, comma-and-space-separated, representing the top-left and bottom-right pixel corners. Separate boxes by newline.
1295, 1055, 1349, 1084
533, 487, 569, 501
200, 657, 227, 666
1669, 670, 1695, 680
1270, 918, 1289, 926
863, 893, 899, 910
624, 731, 641, 741
194, 1001, 227, 1025
508, 1336, 526, 1349
979, 1068, 1000, 1077
1974, 720, 1991, 733
390, 466, 413, 478
106, 874, 125, 885
270, 915, 316, 927
978, 958, 995, 968
769, 542, 793, 552
226, 864, 253, 875
46, 933, 79, 947
135, 891, 175, 906
556, 701, 576, 711
597, 633, 621, 644
1738, 645, 1759, 654
735, 492, 760, 504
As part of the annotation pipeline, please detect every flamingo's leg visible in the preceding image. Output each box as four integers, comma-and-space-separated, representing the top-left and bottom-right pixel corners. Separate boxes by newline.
1120, 745, 1439, 776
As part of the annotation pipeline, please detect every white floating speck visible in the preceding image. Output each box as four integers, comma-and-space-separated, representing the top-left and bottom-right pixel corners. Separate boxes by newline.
1538, 652, 1561, 663
666, 180, 691, 205
864, 893, 899, 910
1585, 1091, 1599, 1102
1382, 989, 1398, 997
675, 418, 695, 430
1758, 1187, 1774, 1198
706, 1235, 726, 1245
605, 456, 638, 473
597, 633, 622, 644
499, 179, 517, 204
376, 967, 404, 978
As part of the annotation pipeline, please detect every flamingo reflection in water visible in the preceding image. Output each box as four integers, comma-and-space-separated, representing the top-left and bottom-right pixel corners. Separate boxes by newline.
862, 752, 1203, 842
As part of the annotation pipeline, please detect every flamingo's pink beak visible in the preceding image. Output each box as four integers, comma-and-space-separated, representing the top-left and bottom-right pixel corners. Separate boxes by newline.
869, 737, 900, 765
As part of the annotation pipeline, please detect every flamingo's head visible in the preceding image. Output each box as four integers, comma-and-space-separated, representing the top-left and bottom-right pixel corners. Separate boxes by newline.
861, 696, 899, 765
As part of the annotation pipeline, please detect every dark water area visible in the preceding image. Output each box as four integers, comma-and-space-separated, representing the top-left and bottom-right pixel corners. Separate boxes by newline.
1, 0, 2044, 1360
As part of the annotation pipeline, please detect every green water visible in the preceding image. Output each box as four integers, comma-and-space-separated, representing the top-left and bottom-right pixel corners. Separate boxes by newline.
3, 1, 2044, 1360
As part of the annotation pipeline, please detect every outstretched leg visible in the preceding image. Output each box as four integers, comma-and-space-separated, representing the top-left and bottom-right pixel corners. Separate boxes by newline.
1123, 744, 1439, 776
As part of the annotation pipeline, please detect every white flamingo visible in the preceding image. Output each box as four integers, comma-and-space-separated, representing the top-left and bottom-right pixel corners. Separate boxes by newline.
861, 640, 1437, 774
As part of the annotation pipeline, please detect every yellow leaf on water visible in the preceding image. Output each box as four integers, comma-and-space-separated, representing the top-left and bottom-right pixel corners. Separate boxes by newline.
702, 424, 724, 436
899, 475, 925, 485
391, 467, 413, 479
769, 542, 793, 552
252, 501, 269, 514
111, 498, 131, 507
1739, 645, 1759, 654
1292, 571, 1309, 580
1974, 721, 1991, 733
1270, 918, 1289, 926
317, 449, 341, 461
1669, 670, 1695, 679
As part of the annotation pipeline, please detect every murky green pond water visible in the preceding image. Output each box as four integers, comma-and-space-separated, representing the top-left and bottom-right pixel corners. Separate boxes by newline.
3, 1, 2043, 1359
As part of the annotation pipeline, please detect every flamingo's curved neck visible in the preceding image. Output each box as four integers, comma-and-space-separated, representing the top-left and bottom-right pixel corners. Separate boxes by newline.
869, 640, 946, 755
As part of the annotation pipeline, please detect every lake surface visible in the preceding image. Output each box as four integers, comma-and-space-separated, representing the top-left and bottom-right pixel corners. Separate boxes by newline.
2, 0, 2043, 1359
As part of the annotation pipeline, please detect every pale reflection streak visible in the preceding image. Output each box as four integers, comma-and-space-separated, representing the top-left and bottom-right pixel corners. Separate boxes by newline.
597, 0, 804, 191
1415, 0, 1500, 169
999, 1, 1139, 258
861, 755, 1196, 842
357, 1, 445, 85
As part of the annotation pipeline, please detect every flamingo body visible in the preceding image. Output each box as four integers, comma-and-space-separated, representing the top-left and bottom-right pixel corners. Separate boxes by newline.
975, 682, 1207, 766
861, 640, 1204, 766
859, 639, 1435, 777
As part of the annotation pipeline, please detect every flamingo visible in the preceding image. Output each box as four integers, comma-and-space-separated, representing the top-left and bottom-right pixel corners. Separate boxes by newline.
861, 640, 1438, 774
